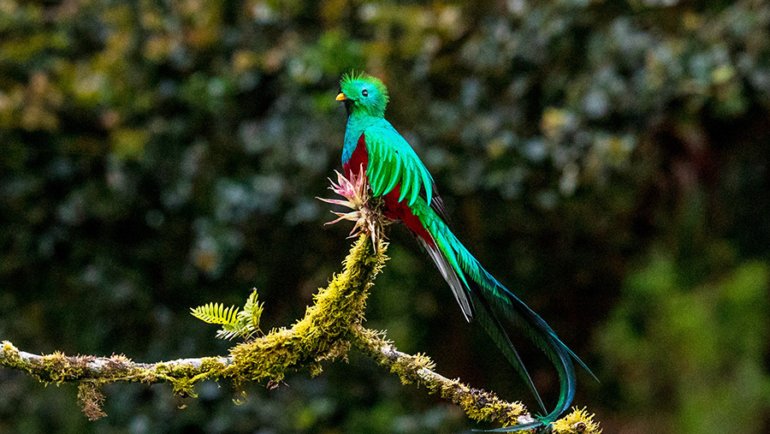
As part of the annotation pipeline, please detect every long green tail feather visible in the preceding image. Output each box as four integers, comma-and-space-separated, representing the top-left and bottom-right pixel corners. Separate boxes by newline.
472, 290, 548, 415
410, 197, 594, 431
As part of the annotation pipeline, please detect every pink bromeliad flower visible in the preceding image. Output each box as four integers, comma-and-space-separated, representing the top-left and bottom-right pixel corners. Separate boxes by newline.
317, 166, 388, 248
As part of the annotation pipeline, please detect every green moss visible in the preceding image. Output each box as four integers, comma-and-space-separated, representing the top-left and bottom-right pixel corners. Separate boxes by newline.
389, 352, 436, 385
34, 352, 93, 385
199, 357, 229, 374
349, 319, 528, 427
551, 407, 602, 434
170, 377, 199, 398
1, 341, 23, 369
437, 382, 525, 425
227, 235, 386, 387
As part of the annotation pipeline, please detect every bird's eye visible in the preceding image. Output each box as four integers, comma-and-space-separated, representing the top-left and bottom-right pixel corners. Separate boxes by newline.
361, 89, 369, 97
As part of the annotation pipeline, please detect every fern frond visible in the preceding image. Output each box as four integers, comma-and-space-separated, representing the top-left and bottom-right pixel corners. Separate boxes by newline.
190, 303, 240, 326
191, 289, 265, 341
216, 327, 253, 341
240, 288, 264, 331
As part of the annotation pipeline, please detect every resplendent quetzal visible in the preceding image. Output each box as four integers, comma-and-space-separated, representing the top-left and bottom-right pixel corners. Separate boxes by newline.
335, 72, 593, 431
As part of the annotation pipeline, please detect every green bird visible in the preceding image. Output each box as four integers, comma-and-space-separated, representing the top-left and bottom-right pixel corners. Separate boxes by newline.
334, 72, 594, 431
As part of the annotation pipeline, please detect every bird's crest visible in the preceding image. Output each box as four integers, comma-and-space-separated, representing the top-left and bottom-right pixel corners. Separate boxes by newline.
339, 71, 389, 117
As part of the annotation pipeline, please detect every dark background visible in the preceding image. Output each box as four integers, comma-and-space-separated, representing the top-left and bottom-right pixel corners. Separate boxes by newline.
1, 1, 769, 433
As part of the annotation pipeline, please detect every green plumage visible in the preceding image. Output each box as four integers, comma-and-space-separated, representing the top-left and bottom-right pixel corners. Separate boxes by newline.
364, 127, 434, 206
339, 72, 434, 207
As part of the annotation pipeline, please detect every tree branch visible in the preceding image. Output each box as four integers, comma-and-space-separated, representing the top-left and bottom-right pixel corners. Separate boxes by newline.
0, 235, 600, 432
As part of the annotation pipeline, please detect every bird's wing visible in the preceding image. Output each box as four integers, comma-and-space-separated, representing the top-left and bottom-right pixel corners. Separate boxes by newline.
363, 125, 434, 207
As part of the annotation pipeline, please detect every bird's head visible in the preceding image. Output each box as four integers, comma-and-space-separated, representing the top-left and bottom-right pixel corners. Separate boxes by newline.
336, 72, 389, 118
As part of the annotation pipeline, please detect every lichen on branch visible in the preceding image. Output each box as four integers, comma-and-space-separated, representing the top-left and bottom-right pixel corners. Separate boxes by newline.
0, 236, 600, 433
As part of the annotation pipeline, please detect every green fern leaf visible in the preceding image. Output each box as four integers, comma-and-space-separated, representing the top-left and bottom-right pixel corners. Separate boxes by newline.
216, 328, 248, 340
190, 303, 240, 326
241, 288, 264, 330
191, 289, 265, 341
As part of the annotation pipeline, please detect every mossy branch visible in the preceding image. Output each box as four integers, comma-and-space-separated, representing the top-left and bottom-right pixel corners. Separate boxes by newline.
0, 235, 600, 433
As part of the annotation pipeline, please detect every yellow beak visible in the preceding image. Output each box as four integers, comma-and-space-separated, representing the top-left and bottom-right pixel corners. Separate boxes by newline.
335, 92, 347, 101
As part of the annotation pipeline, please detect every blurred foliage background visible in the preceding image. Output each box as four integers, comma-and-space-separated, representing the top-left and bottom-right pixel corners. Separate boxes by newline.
1, 0, 769, 433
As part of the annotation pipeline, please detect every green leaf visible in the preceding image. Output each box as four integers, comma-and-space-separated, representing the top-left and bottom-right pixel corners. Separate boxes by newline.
190, 303, 240, 327
191, 289, 264, 341
240, 288, 264, 331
